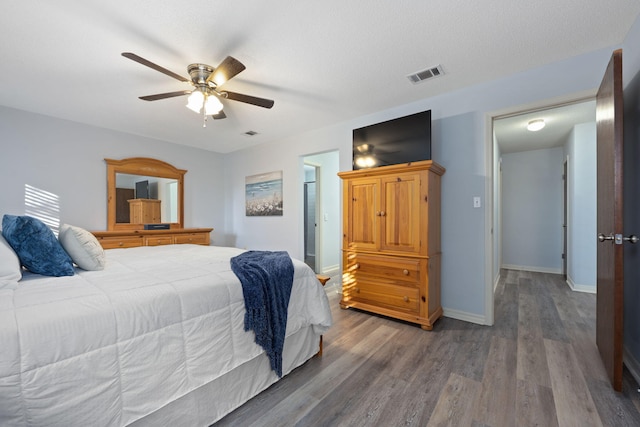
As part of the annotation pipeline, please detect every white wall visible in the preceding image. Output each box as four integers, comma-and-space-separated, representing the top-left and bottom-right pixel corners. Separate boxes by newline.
0, 106, 227, 243
501, 147, 564, 273
565, 122, 597, 292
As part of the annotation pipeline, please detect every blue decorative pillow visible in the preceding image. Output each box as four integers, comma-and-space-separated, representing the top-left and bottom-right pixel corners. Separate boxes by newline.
2, 215, 75, 277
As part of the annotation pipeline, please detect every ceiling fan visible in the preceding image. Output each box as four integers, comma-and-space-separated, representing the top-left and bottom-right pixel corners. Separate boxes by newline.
122, 52, 274, 126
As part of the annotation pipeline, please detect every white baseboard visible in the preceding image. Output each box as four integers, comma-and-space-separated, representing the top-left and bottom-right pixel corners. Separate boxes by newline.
443, 308, 489, 326
566, 276, 596, 294
501, 264, 562, 274
624, 346, 640, 386
494, 272, 501, 293
318, 265, 342, 296
321, 265, 340, 277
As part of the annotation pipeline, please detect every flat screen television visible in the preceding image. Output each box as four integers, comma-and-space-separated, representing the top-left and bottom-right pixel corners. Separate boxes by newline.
352, 110, 431, 170
135, 180, 149, 199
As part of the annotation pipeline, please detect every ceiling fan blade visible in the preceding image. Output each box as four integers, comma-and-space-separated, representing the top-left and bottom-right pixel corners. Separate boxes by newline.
211, 110, 227, 120
207, 56, 246, 86
224, 91, 274, 109
122, 52, 189, 83
139, 90, 192, 101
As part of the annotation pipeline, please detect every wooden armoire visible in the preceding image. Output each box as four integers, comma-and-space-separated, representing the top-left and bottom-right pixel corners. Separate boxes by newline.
338, 160, 445, 330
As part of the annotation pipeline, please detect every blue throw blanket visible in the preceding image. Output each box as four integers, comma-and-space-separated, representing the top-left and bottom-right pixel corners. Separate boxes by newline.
230, 250, 294, 377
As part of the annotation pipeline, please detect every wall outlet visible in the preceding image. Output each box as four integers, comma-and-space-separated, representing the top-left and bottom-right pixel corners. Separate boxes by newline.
473, 196, 481, 208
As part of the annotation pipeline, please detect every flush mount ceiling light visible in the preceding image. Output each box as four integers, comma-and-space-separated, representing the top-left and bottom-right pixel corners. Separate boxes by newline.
527, 119, 545, 131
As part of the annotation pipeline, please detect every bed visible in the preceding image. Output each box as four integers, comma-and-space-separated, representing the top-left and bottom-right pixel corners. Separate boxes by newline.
0, 227, 332, 426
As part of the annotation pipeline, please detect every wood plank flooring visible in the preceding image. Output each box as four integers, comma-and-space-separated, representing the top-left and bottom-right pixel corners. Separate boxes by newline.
213, 270, 640, 427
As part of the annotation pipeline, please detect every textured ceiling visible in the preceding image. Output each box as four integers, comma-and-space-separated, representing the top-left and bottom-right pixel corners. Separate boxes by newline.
0, 1, 638, 153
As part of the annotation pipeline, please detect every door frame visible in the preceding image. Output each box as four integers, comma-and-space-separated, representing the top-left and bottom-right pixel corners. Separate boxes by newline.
563, 159, 568, 280
484, 90, 597, 326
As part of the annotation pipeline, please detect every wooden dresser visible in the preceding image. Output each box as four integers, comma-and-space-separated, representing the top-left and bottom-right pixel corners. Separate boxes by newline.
338, 160, 445, 330
92, 228, 213, 249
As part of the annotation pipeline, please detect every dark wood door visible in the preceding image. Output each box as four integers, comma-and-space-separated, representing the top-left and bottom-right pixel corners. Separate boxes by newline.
596, 49, 624, 392
115, 188, 134, 223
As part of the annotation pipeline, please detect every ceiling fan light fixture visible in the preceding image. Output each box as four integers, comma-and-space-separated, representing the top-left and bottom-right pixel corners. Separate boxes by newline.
204, 95, 223, 115
186, 90, 205, 113
122, 52, 274, 123
527, 119, 545, 131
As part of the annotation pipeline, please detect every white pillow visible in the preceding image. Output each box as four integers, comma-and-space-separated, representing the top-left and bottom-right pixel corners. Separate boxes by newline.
0, 232, 22, 286
58, 224, 106, 271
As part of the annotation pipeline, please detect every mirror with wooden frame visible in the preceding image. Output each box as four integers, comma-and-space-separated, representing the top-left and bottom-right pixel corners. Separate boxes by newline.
106, 157, 185, 231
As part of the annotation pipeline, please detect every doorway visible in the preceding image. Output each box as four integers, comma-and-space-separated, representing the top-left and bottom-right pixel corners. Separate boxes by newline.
303, 163, 319, 271
492, 99, 597, 292
300, 150, 341, 279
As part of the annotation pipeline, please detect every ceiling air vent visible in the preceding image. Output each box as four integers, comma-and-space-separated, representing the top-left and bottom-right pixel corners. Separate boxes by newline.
407, 65, 444, 84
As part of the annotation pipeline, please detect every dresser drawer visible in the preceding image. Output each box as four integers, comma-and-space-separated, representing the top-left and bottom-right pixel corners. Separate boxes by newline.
346, 281, 419, 313
346, 253, 422, 285
173, 233, 209, 245
145, 236, 174, 246
97, 236, 144, 249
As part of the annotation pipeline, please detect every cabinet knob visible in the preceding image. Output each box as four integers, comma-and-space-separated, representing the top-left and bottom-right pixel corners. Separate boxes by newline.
355, 287, 360, 293
118, 242, 124, 246
403, 269, 409, 275
380, 211, 386, 217
403, 296, 409, 302
354, 263, 360, 270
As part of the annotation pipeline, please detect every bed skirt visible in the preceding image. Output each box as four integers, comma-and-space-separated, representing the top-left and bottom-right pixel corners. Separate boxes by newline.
129, 325, 321, 426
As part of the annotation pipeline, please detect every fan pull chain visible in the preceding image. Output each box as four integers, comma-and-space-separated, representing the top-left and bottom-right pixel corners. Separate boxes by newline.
202, 109, 207, 128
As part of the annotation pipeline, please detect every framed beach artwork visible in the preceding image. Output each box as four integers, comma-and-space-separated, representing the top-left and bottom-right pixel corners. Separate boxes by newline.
245, 170, 283, 216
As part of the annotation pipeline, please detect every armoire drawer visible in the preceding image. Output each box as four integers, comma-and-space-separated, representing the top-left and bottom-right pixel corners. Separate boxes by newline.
346, 253, 423, 285
346, 281, 419, 313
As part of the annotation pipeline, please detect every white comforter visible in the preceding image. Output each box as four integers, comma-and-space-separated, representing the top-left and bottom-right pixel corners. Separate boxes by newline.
0, 245, 332, 426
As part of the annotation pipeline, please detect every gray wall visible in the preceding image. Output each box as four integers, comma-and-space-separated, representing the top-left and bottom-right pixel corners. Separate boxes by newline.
501, 147, 564, 273
222, 33, 614, 323
220, 37, 634, 324
3, 15, 639, 324
623, 11, 640, 383
0, 107, 227, 243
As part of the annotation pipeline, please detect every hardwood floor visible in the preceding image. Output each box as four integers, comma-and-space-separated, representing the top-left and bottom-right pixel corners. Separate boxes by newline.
213, 270, 640, 427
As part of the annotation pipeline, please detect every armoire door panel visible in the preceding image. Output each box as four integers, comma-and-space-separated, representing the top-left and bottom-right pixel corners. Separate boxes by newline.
379, 173, 421, 253
346, 178, 379, 250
